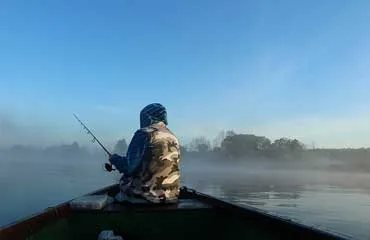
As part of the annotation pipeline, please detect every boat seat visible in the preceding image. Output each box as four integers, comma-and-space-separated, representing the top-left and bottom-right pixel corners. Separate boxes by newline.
112, 191, 211, 209
99, 198, 212, 213
69, 195, 112, 210
69, 192, 212, 213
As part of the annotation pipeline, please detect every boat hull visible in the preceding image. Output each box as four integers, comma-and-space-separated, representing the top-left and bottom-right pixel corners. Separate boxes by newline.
0, 184, 348, 240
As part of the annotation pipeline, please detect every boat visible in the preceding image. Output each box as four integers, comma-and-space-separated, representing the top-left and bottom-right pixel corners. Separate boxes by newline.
0, 184, 348, 240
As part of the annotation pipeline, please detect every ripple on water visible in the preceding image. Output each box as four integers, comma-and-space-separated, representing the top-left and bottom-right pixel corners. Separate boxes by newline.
182, 177, 370, 240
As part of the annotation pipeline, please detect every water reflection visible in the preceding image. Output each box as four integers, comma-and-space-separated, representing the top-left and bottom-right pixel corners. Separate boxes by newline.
182, 172, 370, 239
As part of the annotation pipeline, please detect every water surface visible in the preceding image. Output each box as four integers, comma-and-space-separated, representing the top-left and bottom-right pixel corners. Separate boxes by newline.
1, 158, 369, 239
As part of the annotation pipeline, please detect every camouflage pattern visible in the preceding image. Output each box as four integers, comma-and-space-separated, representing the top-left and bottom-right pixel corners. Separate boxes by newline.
121, 122, 181, 203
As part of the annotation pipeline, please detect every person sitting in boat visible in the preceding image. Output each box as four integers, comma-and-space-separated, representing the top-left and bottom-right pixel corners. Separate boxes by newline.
109, 103, 181, 204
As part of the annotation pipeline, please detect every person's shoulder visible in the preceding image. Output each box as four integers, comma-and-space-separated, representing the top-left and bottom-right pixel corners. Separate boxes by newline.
133, 128, 153, 139
161, 126, 179, 139
128, 129, 150, 147
154, 127, 180, 143
137, 127, 152, 134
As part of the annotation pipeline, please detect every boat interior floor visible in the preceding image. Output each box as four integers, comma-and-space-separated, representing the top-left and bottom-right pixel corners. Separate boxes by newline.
32, 196, 282, 240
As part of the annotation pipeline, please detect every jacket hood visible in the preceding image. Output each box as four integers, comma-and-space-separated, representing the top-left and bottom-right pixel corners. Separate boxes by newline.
140, 103, 168, 128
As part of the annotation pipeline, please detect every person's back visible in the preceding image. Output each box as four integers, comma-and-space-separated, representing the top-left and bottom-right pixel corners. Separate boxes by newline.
110, 103, 181, 204
132, 121, 180, 203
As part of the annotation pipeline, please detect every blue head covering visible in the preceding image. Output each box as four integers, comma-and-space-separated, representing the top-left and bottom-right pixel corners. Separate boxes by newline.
140, 103, 168, 128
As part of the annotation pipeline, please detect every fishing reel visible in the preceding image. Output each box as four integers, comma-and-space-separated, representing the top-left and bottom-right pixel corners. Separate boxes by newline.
104, 163, 116, 172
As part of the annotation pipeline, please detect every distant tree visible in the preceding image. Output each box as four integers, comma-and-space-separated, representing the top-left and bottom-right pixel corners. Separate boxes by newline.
290, 139, 305, 152
221, 134, 271, 158
212, 130, 237, 149
213, 146, 221, 153
114, 138, 128, 155
226, 130, 236, 138
255, 137, 272, 151
180, 145, 188, 155
70, 141, 80, 151
271, 138, 290, 151
43, 141, 90, 159
269, 138, 305, 159
272, 138, 305, 152
189, 136, 211, 153
58, 141, 80, 155
212, 130, 226, 149
311, 141, 316, 150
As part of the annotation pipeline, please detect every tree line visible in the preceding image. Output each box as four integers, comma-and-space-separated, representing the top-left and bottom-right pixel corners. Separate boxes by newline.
1, 130, 369, 163
181, 130, 306, 159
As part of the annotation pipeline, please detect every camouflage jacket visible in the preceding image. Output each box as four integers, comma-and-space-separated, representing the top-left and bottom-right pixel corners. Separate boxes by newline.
113, 122, 181, 203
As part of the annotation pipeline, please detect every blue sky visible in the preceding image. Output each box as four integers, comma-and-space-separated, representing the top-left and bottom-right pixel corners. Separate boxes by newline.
0, 0, 369, 148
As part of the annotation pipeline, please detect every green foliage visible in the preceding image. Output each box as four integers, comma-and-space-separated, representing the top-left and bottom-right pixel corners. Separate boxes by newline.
271, 138, 305, 152
221, 134, 271, 158
186, 130, 307, 159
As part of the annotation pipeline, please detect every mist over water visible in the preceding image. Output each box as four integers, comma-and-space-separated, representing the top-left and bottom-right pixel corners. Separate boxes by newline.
182, 159, 370, 239
0, 146, 370, 239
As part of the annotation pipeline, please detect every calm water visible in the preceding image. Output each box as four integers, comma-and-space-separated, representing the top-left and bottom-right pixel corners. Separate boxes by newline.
183, 175, 370, 240
1, 157, 370, 239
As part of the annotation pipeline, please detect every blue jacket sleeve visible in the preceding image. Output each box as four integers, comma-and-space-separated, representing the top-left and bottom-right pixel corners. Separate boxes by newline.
110, 130, 149, 176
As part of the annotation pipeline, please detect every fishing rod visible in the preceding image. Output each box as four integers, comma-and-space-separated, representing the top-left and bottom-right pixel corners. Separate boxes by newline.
73, 113, 115, 172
